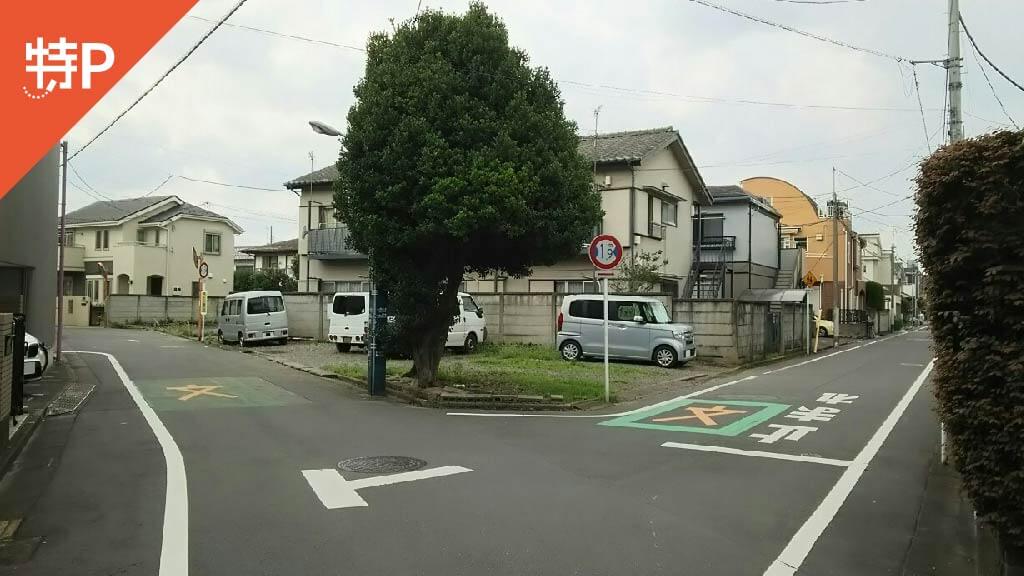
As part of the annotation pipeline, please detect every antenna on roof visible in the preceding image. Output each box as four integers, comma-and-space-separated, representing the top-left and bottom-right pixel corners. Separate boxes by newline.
593, 105, 602, 184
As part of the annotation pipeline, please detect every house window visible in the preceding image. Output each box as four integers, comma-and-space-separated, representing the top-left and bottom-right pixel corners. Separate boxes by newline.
318, 206, 334, 228
661, 202, 678, 226
137, 228, 147, 243
554, 280, 598, 294
794, 237, 808, 249
154, 229, 161, 245
95, 229, 109, 250
333, 280, 370, 293
694, 214, 724, 242
262, 255, 278, 269
204, 232, 221, 255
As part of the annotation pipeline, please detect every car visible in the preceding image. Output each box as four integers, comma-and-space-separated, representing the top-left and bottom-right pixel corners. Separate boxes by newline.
556, 294, 696, 368
217, 290, 289, 346
24, 332, 50, 379
815, 315, 834, 337
328, 291, 487, 353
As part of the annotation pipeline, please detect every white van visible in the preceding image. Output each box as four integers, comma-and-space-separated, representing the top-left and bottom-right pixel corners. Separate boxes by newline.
328, 291, 487, 353
218, 290, 289, 346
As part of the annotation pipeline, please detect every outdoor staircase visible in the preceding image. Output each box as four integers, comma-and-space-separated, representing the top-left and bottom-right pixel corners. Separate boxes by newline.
691, 268, 725, 299
685, 235, 734, 299
774, 269, 795, 289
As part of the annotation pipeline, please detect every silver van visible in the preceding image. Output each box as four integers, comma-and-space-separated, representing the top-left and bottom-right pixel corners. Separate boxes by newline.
556, 295, 696, 367
217, 290, 289, 346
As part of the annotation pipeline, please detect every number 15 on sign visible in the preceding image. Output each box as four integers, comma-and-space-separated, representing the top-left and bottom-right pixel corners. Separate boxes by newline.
588, 234, 623, 403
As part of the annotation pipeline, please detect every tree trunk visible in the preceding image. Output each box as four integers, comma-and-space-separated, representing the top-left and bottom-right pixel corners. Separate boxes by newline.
409, 284, 461, 388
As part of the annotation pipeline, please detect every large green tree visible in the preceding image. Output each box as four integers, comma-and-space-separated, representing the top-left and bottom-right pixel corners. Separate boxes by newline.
335, 3, 602, 387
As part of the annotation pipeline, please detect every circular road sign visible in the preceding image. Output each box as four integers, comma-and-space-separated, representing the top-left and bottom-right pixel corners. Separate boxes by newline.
589, 234, 623, 270
198, 261, 210, 279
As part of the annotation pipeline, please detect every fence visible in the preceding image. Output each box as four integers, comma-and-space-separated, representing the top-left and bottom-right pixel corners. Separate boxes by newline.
674, 300, 810, 364
106, 295, 225, 326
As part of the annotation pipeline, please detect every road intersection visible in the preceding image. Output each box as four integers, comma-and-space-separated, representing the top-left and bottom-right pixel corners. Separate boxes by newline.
0, 326, 939, 575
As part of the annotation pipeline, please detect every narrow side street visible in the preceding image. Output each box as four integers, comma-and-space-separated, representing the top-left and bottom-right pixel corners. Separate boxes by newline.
0, 326, 961, 576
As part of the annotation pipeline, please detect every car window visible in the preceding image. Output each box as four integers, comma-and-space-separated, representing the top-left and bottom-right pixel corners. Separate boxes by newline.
222, 300, 230, 315
639, 301, 672, 324
334, 296, 365, 315
232, 300, 241, 315
568, 299, 604, 319
612, 302, 641, 322
247, 296, 283, 314
461, 295, 479, 313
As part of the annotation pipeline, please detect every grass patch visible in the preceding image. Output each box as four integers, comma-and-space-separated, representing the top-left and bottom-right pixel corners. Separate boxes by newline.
323, 342, 676, 402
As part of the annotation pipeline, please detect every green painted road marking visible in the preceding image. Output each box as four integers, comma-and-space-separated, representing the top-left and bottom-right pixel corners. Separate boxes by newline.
600, 399, 790, 436
134, 377, 310, 411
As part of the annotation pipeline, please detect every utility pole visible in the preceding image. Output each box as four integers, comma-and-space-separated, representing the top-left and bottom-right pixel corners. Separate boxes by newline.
890, 240, 897, 331
947, 0, 964, 142
832, 167, 839, 348
55, 141, 68, 364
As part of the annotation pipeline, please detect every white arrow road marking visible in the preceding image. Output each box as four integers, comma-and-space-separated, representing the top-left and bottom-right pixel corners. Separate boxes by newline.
302, 466, 472, 510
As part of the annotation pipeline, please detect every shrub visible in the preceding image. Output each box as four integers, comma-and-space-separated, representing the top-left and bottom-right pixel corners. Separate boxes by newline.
865, 281, 885, 311
915, 130, 1024, 549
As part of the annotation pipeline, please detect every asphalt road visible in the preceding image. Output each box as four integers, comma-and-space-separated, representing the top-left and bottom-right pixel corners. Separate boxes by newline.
0, 326, 939, 576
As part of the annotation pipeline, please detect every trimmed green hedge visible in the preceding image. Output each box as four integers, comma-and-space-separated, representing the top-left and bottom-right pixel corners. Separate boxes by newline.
915, 130, 1024, 548
865, 281, 885, 311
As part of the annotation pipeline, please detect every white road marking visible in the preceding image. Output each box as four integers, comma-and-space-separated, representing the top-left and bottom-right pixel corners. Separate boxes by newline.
160, 345, 185, 349
900, 362, 925, 367
661, 442, 850, 467
302, 466, 472, 510
126, 339, 140, 342
68, 351, 188, 576
762, 359, 935, 576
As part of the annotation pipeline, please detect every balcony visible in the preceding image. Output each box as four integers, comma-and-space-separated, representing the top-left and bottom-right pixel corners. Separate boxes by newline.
696, 235, 736, 251
308, 226, 366, 260
62, 244, 85, 271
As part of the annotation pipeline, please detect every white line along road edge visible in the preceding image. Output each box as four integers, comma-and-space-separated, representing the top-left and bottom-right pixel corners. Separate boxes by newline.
69, 351, 188, 576
762, 359, 935, 576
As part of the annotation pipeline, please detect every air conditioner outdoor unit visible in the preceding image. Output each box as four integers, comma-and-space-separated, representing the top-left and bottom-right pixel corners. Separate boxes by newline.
816, 233, 823, 241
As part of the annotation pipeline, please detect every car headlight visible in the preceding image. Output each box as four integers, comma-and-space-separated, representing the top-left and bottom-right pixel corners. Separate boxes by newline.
672, 331, 686, 340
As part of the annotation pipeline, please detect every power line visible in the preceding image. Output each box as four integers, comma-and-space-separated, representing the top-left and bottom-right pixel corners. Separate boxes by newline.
959, 12, 1024, 95
186, 15, 367, 53
963, 25, 1019, 129
176, 175, 281, 192
689, 0, 908, 62
835, 168, 906, 199
143, 174, 175, 197
198, 11, 936, 114
69, 0, 251, 161
910, 66, 932, 153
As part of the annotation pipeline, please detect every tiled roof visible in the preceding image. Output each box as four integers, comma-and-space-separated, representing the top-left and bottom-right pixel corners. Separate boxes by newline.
706, 184, 781, 218
284, 165, 340, 188
64, 196, 172, 225
140, 202, 225, 223
241, 238, 298, 254
578, 127, 678, 164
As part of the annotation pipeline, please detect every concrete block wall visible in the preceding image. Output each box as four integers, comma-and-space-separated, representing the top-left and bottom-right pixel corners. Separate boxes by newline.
673, 299, 739, 363
106, 295, 224, 325
281, 293, 328, 340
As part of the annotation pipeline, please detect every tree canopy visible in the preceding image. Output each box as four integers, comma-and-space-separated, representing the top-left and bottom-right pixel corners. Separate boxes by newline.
335, 3, 602, 386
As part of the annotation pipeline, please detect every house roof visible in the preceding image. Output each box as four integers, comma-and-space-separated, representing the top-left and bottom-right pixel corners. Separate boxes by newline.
284, 165, 340, 189
64, 195, 242, 233
64, 196, 173, 225
285, 126, 711, 203
241, 238, 298, 254
706, 185, 781, 218
577, 127, 680, 164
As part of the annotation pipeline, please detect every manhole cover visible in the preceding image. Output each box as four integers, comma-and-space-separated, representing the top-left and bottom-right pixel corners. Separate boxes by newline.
338, 456, 427, 474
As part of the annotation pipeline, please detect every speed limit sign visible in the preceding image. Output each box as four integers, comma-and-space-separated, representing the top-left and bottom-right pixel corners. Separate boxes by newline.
588, 234, 623, 271
198, 261, 209, 279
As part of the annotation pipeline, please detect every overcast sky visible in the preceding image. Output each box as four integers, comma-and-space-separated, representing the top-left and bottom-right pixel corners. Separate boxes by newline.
65, 0, 1023, 259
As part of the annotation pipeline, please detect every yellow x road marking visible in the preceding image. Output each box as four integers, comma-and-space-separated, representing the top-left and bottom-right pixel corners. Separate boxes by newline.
651, 405, 748, 426
166, 384, 238, 402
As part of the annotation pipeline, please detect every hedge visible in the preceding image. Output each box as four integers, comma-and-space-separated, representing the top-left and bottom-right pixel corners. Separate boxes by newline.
915, 130, 1024, 549
865, 281, 884, 311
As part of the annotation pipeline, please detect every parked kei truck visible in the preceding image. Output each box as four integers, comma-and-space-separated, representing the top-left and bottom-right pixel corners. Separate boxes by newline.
329, 292, 487, 353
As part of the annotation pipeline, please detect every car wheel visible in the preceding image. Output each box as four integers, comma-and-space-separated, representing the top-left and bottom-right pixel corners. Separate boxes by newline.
217, 330, 225, 344
463, 333, 478, 354
818, 327, 828, 337
336, 343, 351, 353
559, 340, 581, 362
238, 332, 247, 348
653, 345, 678, 368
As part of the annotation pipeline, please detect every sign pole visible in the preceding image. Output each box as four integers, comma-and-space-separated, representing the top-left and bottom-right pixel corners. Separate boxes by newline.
198, 276, 205, 342
603, 276, 609, 403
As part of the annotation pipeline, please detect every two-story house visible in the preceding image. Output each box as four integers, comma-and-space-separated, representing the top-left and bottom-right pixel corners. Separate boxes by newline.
60, 196, 242, 302
242, 239, 298, 278
690, 185, 781, 298
741, 177, 862, 315
288, 127, 711, 296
